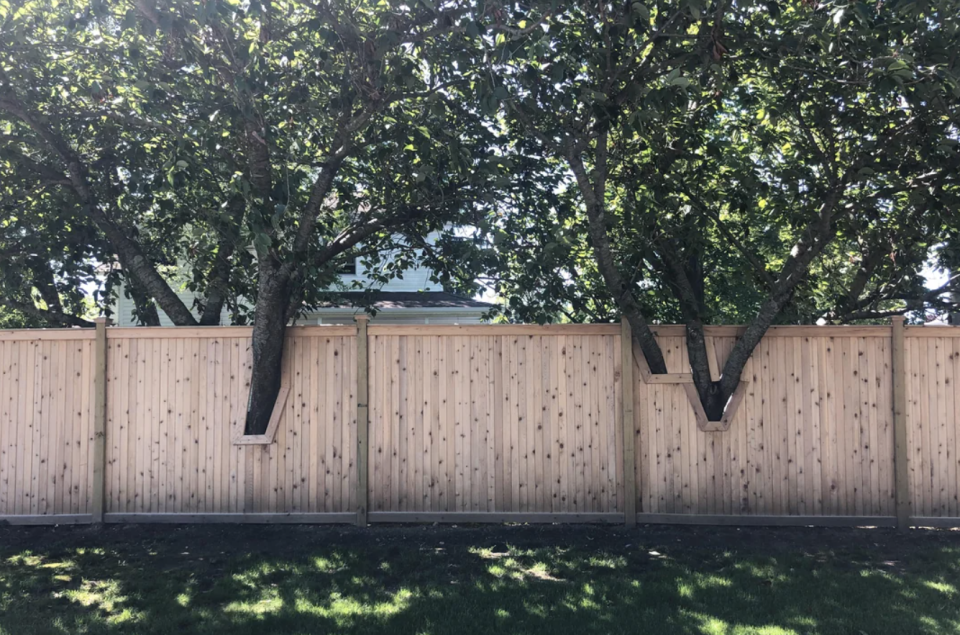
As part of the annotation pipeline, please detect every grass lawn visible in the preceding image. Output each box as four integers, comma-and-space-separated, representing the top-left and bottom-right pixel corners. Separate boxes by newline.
1, 523, 958, 634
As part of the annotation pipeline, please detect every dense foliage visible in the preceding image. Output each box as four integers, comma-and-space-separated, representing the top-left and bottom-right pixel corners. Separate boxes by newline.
2, 0, 958, 423
1, 0, 506, 430
454, 0, 960, 325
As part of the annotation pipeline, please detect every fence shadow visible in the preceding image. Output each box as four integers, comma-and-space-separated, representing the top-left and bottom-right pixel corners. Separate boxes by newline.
1, 524, 959, 634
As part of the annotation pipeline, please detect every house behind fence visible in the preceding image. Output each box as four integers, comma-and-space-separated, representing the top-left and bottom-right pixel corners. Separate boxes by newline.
0, 320, 958, 528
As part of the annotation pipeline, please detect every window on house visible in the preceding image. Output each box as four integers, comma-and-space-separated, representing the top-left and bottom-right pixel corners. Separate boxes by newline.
337, 257, 357, 275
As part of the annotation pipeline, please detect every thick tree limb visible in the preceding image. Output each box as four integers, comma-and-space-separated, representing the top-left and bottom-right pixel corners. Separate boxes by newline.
29, 260, 64, 316
719, 183, 848, 399
566, 134, 668, 374
0, 91, 198, 326
199, 197, 246, 326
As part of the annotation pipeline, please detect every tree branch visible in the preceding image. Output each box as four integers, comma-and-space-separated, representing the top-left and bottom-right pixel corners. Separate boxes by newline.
689, 193, 777, 289
719, 181, 848, 398
0, 296, 94, 328
566, 136, 668, 374
0, 88, 198, 325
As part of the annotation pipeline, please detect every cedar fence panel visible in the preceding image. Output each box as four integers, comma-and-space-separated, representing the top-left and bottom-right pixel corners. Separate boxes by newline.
635, 332, 896, 519
0, 331, 97, 521
102, 328, 357, 521
0, 322, 958, 528
905, 332, 960, 520
366, 331, 623, 518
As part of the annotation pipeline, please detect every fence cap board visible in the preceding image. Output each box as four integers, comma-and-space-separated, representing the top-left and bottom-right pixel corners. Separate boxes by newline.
106, 326, 254, 339
649, 325, 897, 338
366, 324, 621, 336
105, 325, 357, 339
0, 328, 95, 341
6, 323, 953, 342
903, 325, 960, 337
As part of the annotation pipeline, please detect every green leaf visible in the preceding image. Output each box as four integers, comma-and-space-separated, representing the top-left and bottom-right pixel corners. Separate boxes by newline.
631, 2, 650, 21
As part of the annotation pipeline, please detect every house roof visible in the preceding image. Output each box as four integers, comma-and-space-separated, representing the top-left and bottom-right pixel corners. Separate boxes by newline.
315, 291, 494, 311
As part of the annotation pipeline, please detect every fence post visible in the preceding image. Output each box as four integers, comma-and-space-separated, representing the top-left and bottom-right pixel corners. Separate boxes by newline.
355, 315, 370, 527
621, 318, 637, 527
91, 317, 110, 523
891, 316, 909, 531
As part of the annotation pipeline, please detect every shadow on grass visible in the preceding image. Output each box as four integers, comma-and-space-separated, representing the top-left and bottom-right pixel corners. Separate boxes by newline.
1, 525, 959, 634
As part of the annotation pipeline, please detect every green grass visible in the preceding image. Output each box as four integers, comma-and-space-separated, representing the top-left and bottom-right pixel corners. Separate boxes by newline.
1, 523, 959, 634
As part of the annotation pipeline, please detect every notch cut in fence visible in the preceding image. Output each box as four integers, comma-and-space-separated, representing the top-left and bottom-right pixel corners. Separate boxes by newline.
232, 385, 289, 445
626, 325, 748, 431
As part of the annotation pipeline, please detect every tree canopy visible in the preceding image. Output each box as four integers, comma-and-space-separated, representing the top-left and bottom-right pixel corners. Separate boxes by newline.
2, 0, 958, 425
479, 0, 960, 326
440, 0, 960, 416
2, 0, 506, 431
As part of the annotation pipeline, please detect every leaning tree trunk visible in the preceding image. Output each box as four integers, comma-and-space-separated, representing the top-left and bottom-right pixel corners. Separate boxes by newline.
711, 186, 848, 410
244, 259, 294, 435
566, 143, 669, 374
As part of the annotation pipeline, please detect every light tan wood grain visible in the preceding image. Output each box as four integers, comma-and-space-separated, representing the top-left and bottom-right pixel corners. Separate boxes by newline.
2, 323, 958, 525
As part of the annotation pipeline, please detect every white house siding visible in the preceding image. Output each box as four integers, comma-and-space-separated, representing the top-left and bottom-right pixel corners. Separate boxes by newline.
311, 309, 485, 325
113, 286, 230, 327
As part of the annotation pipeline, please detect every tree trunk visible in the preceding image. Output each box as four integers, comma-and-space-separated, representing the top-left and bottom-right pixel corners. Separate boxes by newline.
244, 259, 293, 435
30, 261, 63, 315
199, 289, 226, 326
657, 241, 724, 417
199, 197, 245, 326
566, 144, 669, 374
716, 185, 847, 402
126, 279, 162, 326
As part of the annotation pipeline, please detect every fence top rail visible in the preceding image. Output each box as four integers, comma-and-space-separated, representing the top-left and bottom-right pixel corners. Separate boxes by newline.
903, 325, 960, 338
367, 324, 622, 336
104, 325, 356, 339
648, 325, 897, 338
1, 322, 957, 342
0, 328, 96, 341
367, 324, 906, 337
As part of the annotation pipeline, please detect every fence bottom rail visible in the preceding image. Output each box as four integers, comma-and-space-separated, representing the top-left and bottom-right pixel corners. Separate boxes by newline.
4, 512, 960, 528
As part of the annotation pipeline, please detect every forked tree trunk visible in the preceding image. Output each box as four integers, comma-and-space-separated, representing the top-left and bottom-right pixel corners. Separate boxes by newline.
569, 135, 847, 421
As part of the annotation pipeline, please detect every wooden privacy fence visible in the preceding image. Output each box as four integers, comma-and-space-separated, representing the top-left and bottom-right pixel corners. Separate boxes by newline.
1, 318, 959, 529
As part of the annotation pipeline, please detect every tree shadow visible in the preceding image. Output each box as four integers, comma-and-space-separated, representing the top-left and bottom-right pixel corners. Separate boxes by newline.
0, 525, 958, 634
